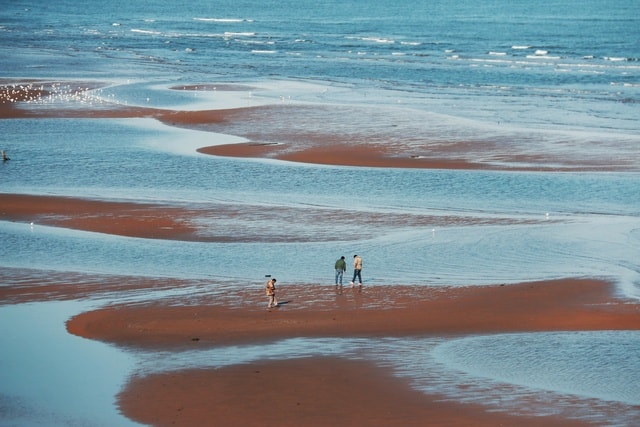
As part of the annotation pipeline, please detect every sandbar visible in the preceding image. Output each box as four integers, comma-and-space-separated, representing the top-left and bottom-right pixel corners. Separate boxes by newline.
0, 193, 542, 243
65, 279, 640, 426
3, 80, 640, 425
118, 357, 591, 427
2, 80, 636, 171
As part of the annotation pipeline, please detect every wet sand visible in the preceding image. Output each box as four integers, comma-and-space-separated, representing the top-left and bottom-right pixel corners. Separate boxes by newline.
0, 193, 542, 244
66, 279, 639, 350
2, 80, 634, 172
0, 193, 200, 241
117, 357, 590, 427
3, 80, 640, 425
4, 196, 637, 426
64, 279, 640, 426
197, 140, 485, 170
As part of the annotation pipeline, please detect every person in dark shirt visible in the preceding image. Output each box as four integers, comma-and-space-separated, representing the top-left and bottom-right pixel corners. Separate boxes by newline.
335, 256, 346, 287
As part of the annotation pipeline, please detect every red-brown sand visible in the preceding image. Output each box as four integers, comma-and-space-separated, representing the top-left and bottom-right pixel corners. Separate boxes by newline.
2, 80, 635, 171
3, 80, 640, 425
0, 267, 198, 305
65, 279, 640, 427
0, 193, 543, 244
197, 141, 485, 170
0, 193, 202, 240
117, 357, 590, 427
67, 279, 640, 350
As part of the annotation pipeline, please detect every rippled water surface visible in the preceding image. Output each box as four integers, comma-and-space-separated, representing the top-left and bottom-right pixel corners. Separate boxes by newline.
433, 332, 640, 406
2, 113, 640, 291
1, 0, 639, 425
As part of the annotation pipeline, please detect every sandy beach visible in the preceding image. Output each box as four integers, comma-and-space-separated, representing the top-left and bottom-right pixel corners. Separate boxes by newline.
3, 244, 636, 426
60, 273, 640, 426
3, 0, 640, 423
2, 209, 637, 427
66, 279, 638, 350
117, 357, 591, 427
4, 188, 639, 426
2, 80, 640, 426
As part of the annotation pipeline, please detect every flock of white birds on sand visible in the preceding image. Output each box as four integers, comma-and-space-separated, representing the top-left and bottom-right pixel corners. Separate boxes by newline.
0, 82, 128, 106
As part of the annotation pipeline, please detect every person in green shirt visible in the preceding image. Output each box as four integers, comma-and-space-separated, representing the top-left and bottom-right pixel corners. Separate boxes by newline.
334, 256, 346, 287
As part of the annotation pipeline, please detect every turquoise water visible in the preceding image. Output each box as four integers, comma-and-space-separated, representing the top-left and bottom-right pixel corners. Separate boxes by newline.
433, 332, 640, 407
2, 0, 639, 133
1, 111, 639, 294
0, 302, 139, 427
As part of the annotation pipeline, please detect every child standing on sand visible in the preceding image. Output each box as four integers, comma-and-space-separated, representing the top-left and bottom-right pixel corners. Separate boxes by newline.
266, 278, 278, 309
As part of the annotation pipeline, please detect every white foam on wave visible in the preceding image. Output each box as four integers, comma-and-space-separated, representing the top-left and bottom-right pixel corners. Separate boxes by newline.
526, 54, 559, 60
362, 36, 395, 44
224, 31, 256, 37
130, 28, 162, 36
604, 56, 629, 62
193, 17, 250, 23
242, 40, 275, 46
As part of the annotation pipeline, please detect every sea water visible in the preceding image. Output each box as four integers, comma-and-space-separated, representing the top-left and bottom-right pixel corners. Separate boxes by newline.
1, 0, 638, 125
1, 115, 639, 294
0, 302, 139, 427
1, 0, 640, 425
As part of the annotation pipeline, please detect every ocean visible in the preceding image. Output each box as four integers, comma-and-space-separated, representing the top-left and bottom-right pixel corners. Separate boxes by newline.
1, 0, 639, 425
